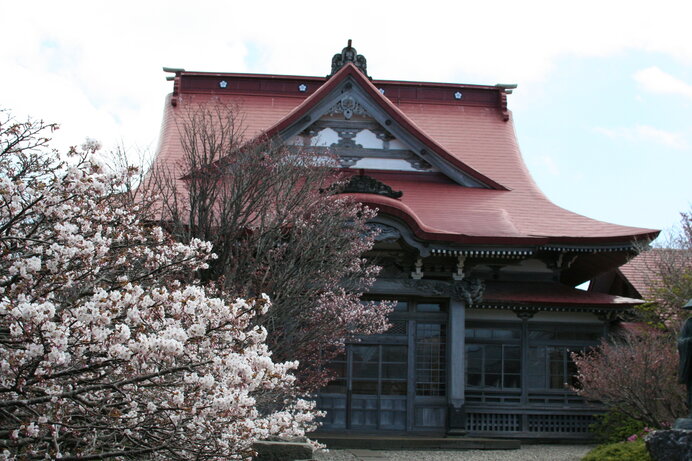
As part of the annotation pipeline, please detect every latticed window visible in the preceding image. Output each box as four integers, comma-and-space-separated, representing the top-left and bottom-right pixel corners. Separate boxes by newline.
322, 351, 347, 394
465, 324, 522, 391
415, 322, 446, 396
526, 324, 599, 391
351, 344, 408, 396
527, 346, 580, 390
466, 344, 521, 389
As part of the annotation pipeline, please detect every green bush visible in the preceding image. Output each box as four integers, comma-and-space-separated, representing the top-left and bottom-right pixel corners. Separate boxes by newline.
590, 410, 647, 443
582, 440, 652, 461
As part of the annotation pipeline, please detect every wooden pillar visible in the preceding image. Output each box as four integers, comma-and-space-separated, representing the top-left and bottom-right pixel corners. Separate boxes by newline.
447, 298, 466, 435
516, 310, 535, 433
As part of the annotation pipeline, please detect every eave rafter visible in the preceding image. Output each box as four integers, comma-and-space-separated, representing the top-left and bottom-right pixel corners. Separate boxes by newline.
471, 303, 634, 314
431, 248, 534, 259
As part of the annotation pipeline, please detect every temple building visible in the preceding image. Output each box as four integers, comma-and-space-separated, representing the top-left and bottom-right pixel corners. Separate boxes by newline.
155, 42, 659, 438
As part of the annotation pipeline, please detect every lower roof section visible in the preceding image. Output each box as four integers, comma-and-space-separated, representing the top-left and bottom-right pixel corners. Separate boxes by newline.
346, 170, 658, 245
476, 281, 642, 313
369, 278, 640, 313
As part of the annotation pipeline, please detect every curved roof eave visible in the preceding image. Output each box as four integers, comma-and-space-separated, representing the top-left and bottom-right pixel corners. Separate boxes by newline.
350, 192, 659, 247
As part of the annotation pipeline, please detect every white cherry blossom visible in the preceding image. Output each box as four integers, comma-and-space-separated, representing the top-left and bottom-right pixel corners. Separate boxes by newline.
0, 111, 318, 460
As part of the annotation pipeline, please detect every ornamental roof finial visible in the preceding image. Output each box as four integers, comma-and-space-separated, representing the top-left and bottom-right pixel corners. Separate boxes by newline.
329, 39, 369, 78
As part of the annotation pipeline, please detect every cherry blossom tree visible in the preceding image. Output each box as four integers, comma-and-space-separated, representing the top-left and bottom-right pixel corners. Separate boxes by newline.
147, 104, 392, 391
0, 111, 317, 460
572, 331, 686, 428
572, 211, 692, 431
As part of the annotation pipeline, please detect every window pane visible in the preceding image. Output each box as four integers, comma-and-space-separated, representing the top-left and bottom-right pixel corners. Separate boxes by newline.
529, 326, 555, 341
394, 301, 409, 312
416, 303, 444, 312
467, 326, 521, 340
352, 381, 378, 395
556, 327, 602, 342
504, 346, 521, 379
332, 351, 346, 361
504, 359, 521, 375
352, 363, 378, 378
382, 364, 406, 379
504, 345, 520, 361
485, 345, 502, 374
382, 345, 407, 363
530, 325, 602, 342
384, 320, 407, 336
323, 379, 347, 394
528, 346, 545, 363
381, 381, 407, 395
566, 349, 580, 388
485, 374, 501, 388
549, 347, 565, 389
467, 373, 482, 386
465, 345, 482, 374
473, 328, 492, 339
352, 346, 378, 363
528, 374, 543, 388
493, 328, 521, 339
528, 346, 546, 389
503, 374, 521, 388
327, 362, 346, 377
550, 375, 565, 389
548, 347, 563, 364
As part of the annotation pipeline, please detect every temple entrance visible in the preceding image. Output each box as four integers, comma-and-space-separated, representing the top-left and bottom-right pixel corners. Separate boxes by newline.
317, 300, 447, 432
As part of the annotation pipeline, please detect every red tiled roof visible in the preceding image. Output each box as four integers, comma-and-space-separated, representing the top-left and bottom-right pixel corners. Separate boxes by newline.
153, 66, 659, 246
482, 281, 642, 307
617, 251, 658, 298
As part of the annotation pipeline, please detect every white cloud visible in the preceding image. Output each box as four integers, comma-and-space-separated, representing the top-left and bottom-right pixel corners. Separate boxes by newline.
595, 125, 687, 149
635, 125, 687, 149
2, 0, 692, 153
540, 155, 560, 176
634, 67, 692, 100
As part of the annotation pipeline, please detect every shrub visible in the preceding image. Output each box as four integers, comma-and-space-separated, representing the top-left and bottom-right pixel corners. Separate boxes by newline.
572, 330, 686, 428
582, 440, 652, 461
590, 410, 648, 444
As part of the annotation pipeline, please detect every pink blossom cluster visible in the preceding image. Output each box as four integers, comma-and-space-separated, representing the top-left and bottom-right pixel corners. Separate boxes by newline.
0, 114, 318, 459
571, 331, 686, 428
626, 427, 652, 442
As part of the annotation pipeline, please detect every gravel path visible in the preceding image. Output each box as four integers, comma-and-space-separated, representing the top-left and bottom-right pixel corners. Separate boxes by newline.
313, 445, 594, 461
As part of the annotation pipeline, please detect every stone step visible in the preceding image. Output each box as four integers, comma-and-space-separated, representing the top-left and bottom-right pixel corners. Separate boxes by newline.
311, 433, 520, 451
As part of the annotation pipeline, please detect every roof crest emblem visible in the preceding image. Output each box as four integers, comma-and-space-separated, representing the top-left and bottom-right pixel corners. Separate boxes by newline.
329, 39, 369, 78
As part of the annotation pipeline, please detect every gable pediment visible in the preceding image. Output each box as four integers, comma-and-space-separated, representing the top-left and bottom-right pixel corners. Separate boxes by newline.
267, 65, 505, 189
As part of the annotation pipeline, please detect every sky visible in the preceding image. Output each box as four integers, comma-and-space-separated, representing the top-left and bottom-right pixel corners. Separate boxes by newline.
2, 0, 691, 239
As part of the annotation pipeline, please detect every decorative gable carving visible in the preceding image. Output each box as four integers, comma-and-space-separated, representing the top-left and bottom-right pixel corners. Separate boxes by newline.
342, 174, 403, 199
287, 111, 436, 172
331, 127, 362, 149
328, 95, 369, 120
